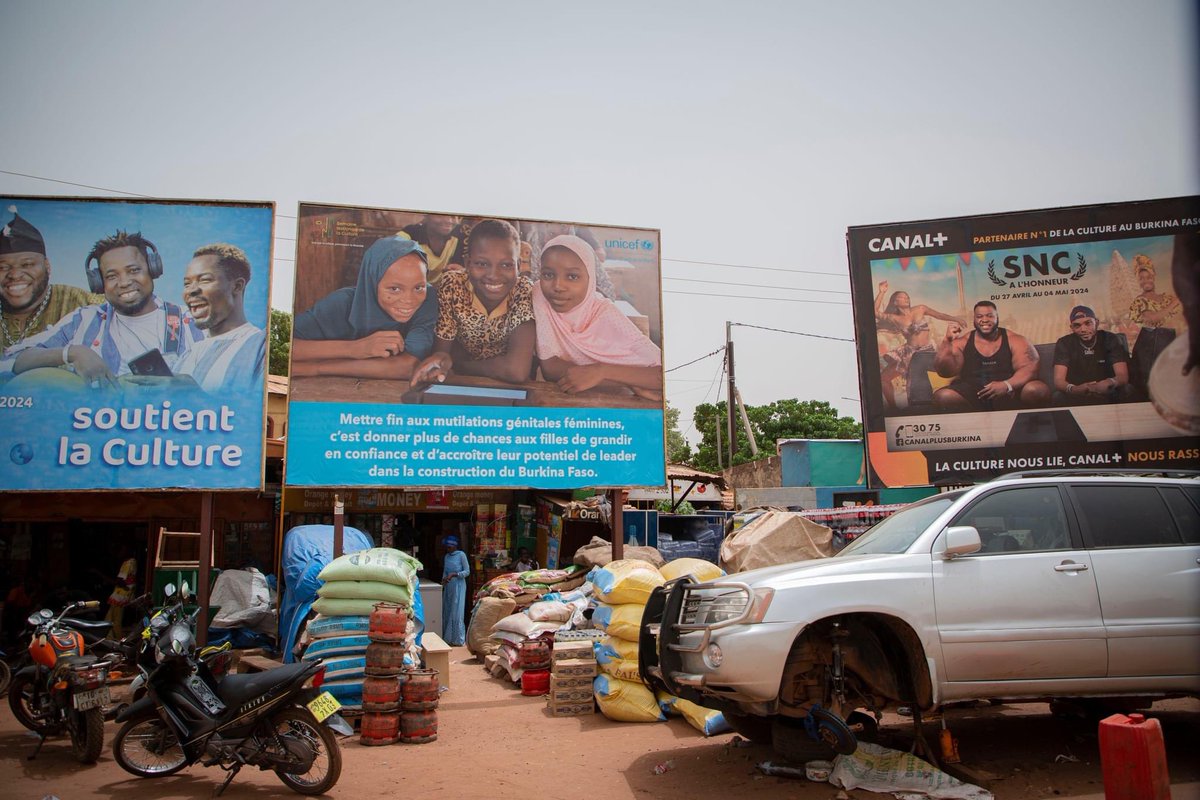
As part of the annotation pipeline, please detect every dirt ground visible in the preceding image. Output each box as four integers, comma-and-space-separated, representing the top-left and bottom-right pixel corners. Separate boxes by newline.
2, 647, 1197, 800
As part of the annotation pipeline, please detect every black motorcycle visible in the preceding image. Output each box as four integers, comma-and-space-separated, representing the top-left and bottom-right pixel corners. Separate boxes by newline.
112, 584, 350, 796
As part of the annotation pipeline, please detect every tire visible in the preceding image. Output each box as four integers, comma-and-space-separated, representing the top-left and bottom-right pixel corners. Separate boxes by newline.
71, 708, 105, 764
8, 673, 53, 735
0, 659, 12, 696
725, 713, 773, 743
113, 718, 188, 777
270, 708, 342, 795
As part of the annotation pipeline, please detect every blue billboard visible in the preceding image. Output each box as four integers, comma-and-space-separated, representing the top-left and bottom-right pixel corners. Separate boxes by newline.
0, 197, 273, 490
285, 203, 666, 489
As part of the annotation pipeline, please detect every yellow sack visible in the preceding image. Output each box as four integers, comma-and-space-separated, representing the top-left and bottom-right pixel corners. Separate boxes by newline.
656, 691, 731, 736
591, 602, 645, 642
660, 558, 724, 583
593, 674, 664, 723
592, 559, 664, 605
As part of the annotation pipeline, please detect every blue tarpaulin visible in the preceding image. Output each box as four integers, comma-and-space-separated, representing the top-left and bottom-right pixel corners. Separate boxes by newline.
278, 525, 373, 663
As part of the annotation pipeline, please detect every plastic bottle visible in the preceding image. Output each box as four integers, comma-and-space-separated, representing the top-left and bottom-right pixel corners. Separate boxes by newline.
756, 761, 807, 779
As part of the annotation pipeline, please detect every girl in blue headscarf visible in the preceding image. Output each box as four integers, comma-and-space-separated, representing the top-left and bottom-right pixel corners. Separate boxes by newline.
441, 535, 469, 646
292, 236, 438, 379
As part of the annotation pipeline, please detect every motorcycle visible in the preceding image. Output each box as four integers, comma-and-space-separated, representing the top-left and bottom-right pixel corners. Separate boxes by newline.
7, 599, 118, 763
113, 584, 350, 796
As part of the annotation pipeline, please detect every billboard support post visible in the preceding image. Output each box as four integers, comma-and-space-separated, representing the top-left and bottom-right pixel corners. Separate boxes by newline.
725, 322, 736, 467
333, 495, 344, 559
197, 492, 213, 648
610, 488, 624, 562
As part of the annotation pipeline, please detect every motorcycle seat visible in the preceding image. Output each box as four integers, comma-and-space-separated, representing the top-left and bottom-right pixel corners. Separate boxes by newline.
63, 617, 114, 636
57, 654, 100, 669
217, 662, 313, 708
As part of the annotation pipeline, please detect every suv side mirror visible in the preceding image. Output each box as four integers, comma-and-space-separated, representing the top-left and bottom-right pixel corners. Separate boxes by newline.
942, 526, 982, 558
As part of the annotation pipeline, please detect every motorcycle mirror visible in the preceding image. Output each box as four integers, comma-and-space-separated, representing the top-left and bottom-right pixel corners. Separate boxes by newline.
164, 583, 176, 598
181, 581, 191, 600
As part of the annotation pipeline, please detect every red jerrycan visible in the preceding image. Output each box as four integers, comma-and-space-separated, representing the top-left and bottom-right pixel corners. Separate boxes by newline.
1098, 712, 1171, 800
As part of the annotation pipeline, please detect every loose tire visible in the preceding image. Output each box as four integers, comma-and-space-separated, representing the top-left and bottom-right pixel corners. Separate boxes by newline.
8, 673, 52, 734
71, 708, 105, 764
772, 708, 858, 763
113, 718, 187, 777
271, 708, 342, 795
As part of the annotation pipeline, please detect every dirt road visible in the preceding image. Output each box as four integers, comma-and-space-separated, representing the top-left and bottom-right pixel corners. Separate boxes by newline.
3, 647, 1197, 799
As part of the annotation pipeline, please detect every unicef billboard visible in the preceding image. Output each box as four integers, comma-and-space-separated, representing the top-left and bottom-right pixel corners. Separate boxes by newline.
848, 196, 1200, 486
285, 202, 667, 489
0, 196, 273, 491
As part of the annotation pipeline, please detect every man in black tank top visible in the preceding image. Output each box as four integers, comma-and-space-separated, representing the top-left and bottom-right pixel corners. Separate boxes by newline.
933, 301, 1050, 411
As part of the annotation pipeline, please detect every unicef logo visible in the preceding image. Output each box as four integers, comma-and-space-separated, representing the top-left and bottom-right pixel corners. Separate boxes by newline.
640, 240, 654, 250
10, 442, 33, 465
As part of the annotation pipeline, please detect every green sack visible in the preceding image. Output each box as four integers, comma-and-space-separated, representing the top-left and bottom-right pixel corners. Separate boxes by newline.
317, 580, 412, 605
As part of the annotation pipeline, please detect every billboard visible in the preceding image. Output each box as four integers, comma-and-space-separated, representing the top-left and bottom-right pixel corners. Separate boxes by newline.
0, 196, 273, 491
285, 203, 666, 489
848, 196, 1199, 486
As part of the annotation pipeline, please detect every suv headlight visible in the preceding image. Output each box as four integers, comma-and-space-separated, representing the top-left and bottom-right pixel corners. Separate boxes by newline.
683, 586, 775, 625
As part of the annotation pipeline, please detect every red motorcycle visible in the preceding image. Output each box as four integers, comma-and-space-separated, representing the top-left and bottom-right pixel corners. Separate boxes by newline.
8, 599, 118, 763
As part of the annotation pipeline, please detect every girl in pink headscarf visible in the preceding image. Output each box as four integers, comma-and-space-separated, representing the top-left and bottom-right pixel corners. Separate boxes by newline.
533, 235, 662, 400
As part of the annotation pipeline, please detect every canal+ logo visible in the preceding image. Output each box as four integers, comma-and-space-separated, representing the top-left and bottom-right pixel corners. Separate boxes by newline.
605, 238, 655, 252
867, 231, 949, 253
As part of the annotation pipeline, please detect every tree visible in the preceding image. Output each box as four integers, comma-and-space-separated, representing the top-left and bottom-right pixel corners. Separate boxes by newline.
665, 403, 691, 464
689, 398, 861, 473
269, 309, 292, 376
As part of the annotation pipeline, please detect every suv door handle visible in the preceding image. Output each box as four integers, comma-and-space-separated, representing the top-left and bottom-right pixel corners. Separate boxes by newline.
1054, 561, 1088, 572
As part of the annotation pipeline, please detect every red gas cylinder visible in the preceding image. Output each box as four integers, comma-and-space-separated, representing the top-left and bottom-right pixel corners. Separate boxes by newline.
521, 669, 550, 696
401, 668, 440, 710
368, 603, 408, 643
1098, 713, 1171, 800
361, 675, 401, 711
359, 711, 400, 746
400, 709, 438, 743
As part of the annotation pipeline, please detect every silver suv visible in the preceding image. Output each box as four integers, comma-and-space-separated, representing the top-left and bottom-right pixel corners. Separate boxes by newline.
639, 471, 1200, 759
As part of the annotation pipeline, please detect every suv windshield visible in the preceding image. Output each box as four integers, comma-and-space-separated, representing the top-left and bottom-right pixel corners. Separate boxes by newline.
837, 493, 960, 556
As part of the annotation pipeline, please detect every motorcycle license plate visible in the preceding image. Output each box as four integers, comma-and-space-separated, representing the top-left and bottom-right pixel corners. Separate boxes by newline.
307, 691, 341, 722
73, 687, 110, 711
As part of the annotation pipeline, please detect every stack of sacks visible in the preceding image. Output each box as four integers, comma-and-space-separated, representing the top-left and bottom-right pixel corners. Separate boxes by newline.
473, 565, 589, 608
652, 558, 730, 735
302, 548, 423, 710
589, 559, 665, 723
481, 592, 590, 683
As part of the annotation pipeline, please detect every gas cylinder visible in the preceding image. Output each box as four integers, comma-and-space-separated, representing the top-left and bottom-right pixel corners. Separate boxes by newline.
1098, 713, 1171, 800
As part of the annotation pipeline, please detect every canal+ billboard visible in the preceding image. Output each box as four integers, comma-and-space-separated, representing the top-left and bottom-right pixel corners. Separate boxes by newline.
847, 195, 1199, 486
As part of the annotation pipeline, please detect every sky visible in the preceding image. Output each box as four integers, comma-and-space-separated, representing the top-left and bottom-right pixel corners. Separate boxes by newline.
3, 0, 1196, 447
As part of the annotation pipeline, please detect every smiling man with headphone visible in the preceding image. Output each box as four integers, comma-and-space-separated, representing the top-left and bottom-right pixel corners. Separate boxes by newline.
2, 229, 203, 390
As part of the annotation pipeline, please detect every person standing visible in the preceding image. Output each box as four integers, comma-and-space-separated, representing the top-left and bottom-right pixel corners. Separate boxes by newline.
106, 547, 138, 639
440, 535, 469, 646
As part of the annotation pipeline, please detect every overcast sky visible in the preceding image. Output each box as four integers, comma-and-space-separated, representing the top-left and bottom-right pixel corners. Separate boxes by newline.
3, 1, 1196, 446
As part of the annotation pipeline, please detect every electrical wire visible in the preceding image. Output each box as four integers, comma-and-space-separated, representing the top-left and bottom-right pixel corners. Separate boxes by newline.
731, 322, 854, 342
665, 346, 724, 374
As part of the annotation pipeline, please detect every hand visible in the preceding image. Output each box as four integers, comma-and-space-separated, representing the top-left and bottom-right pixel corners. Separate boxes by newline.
70, 348, 119, 389
410, 353, 451, 387
977, 380, 1009, 400
557, 364, 607, 394
944, 322, 964, 342
354, 331, 405, 359
878, 280, 888, 294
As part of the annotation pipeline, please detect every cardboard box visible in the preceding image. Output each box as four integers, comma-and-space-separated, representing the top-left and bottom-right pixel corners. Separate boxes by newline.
554, 658, 597, 678
549, 686, 593, 704
552, 641, 594, 662
551, 672, 594, 690
548, 699, 595, 716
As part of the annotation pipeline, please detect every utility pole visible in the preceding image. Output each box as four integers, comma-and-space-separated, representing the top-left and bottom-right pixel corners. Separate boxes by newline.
725, 322, 737, 467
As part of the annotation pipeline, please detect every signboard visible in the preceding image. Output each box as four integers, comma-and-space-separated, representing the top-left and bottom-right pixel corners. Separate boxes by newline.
285, 203, 666, 489
848, 196, 1199, 486
0, 196, 273, 491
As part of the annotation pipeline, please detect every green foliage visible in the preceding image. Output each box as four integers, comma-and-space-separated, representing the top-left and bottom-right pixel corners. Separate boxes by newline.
656, 499, 695, 515
690, 398, 861, 473
269, 309, 292, 376
665, 403, 691, 464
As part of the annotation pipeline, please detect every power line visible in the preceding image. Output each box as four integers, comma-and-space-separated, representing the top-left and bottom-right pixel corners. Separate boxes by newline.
664, 276, 848, 295
731, 322, 854, 342
666, 289, 848, 305
665, 346, 724, 374
665, 257, 844, 278
0, 169, 150, 197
